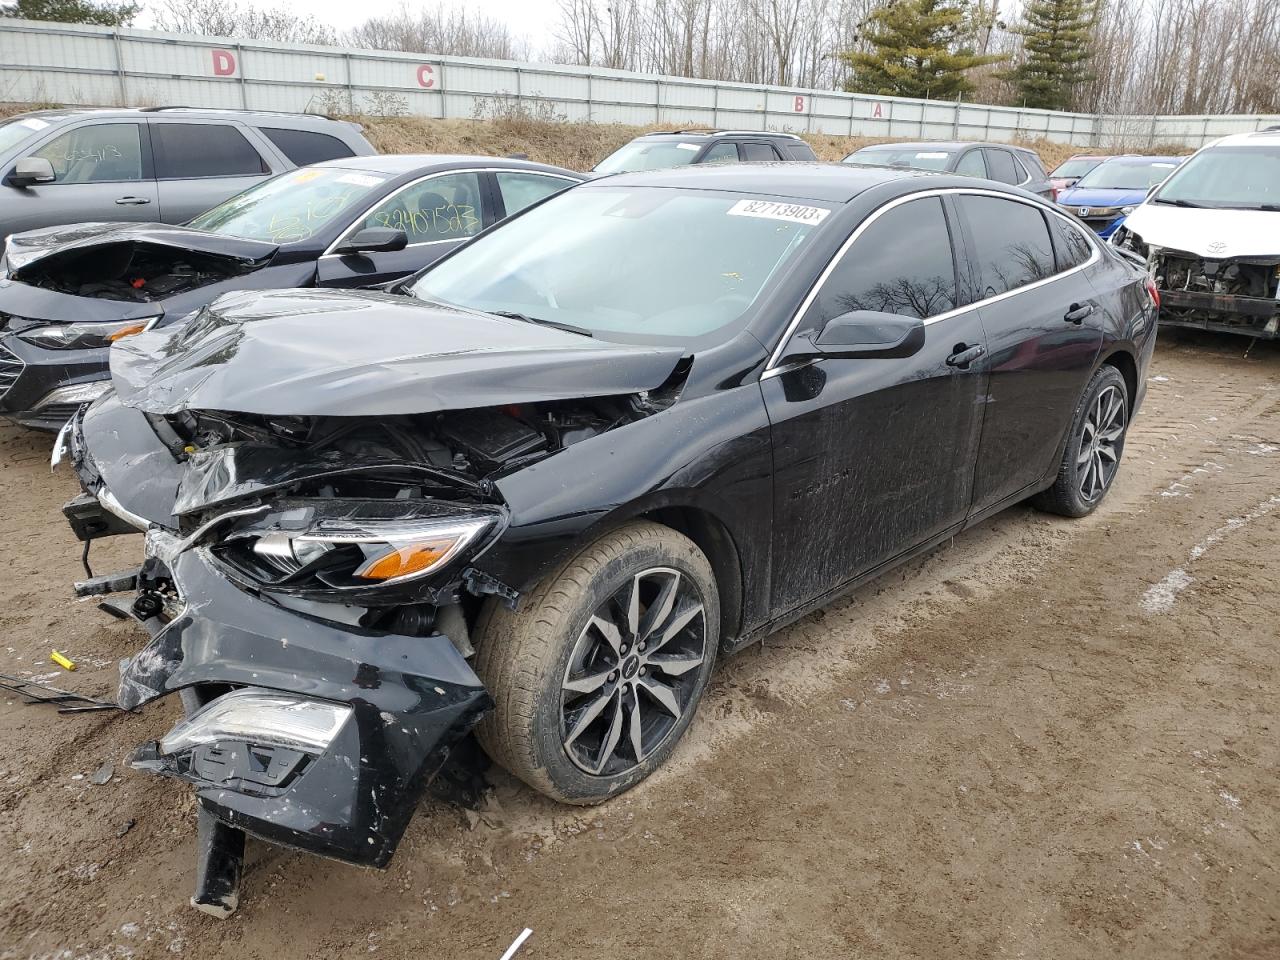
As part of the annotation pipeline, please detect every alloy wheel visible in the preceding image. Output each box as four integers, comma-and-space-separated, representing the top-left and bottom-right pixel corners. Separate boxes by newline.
1077, 383, 1126, 502
559, 567, 707, 777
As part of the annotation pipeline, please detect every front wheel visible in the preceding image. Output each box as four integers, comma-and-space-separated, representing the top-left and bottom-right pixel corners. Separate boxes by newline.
473, 521, 719, 804
1032, 364, 1129, 517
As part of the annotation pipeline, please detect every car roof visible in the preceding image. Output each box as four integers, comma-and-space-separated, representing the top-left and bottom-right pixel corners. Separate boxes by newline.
3, 106, 364, 132
586, 161, 963, 203
1091, 155, 1183, 165
1212, 130, 1280, 147
317, 154, 582, 177
853, 141, 995, 152
635, 129, 805, 142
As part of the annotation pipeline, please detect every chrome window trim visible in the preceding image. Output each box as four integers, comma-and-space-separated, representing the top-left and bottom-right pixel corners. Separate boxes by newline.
762, 186, 1101, 378
322, 168, 579, 257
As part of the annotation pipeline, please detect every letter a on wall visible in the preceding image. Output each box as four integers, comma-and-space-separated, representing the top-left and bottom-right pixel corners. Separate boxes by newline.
871, 102, 884, 119
212, 49, 237, 76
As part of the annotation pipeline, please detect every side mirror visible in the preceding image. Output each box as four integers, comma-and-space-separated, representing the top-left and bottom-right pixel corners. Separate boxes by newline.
9, 157, 55, 187
791, 310, 926, 360
333, 227, 407, 256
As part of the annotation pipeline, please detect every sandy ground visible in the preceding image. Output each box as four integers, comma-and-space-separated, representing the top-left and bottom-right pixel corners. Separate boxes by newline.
1, 330, 1278, 960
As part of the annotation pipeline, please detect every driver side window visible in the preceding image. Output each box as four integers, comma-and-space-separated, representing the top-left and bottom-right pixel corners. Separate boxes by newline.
360, 172, 485, 244
32, 123, 143, 183
802, 197, 958, 329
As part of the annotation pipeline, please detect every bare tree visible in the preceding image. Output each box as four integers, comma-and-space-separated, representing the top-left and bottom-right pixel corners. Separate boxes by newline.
150, 0, 335, 44
346, 4, 527, 60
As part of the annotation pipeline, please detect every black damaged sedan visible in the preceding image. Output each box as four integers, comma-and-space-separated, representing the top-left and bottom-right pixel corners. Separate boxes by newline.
59, 164, 1157, 914
0, 155, 581, 429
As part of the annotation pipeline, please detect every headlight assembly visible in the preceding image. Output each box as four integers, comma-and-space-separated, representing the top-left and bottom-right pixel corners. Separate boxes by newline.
214, 498, 505, 596
160, 688, 352, 756
17, 316, 159, 351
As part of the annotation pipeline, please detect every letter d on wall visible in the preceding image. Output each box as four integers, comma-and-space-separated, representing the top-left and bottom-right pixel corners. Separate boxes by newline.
212, 49, 237, 76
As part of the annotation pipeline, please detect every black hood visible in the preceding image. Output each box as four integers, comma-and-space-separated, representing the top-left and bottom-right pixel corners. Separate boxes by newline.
110, 289, 687, 417
5, 222, 278, 275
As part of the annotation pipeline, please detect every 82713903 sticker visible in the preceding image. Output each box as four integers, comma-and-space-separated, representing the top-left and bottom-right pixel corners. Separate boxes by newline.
726, 199, 830, 226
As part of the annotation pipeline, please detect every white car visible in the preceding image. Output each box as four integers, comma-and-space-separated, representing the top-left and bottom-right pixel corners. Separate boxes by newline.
1110, 129, 1280, 339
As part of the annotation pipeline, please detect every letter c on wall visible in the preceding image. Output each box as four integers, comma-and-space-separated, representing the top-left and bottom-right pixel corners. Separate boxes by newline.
417, 64, 435, 88
212, 49, 237, 76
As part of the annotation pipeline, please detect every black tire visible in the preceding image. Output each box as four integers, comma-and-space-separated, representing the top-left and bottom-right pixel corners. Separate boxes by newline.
472, 521, 719, 804
1032, 364, 1129, 517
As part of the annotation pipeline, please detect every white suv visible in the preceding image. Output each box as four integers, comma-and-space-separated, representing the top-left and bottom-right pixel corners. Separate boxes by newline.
1111, 129, 1280, 339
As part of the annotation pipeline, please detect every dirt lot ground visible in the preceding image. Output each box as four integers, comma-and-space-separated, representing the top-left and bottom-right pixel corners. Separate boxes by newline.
1, 330, 1278, 960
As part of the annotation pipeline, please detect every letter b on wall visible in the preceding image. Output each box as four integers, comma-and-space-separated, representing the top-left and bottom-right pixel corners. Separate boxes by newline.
793, 95, 806, 113
212, 49, 237, 76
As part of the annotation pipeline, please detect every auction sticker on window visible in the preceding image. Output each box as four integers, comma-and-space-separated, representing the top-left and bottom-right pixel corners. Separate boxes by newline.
727, 199, 830, 225
336, 173, 387, 187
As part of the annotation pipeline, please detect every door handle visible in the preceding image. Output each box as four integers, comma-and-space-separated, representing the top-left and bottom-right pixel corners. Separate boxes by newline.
115, 196, 151, 205
946, 343, 986, 369
1064, 302, 1095, 324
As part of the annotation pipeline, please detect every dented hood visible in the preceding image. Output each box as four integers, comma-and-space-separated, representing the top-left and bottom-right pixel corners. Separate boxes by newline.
1124, 203, 1280, 259
5, 222, 278, 275
110, 288, 686, 416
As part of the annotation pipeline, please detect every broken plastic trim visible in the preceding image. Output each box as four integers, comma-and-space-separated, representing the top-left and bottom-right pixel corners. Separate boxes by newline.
159, 689, 353, 756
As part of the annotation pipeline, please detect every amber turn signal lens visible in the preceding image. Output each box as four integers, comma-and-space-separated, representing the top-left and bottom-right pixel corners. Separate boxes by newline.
107, 321, 150, 342
355, 540, 455, 580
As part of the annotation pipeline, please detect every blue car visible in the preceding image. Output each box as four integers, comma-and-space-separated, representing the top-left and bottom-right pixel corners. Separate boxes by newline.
1057, 155, 1183, 238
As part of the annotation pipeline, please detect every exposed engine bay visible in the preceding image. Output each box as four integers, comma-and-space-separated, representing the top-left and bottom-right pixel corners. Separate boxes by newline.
13, 242, 257, 302
1112, 223, 1280, 338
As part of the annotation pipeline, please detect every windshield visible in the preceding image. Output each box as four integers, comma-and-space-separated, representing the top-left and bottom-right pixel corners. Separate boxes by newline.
187, 166, 390, 242
844, 148, 954, 171
409, 186, 830, 346
594, 140, 704, 173
1153, 146, 1280, 210
1076, 159, 1179, 191
0, 115, 61, 157
1051, 158, 1101, 179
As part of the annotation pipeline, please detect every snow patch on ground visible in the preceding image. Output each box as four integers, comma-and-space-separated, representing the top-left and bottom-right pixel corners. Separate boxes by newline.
1143, 495, 1280, 613
1142, 569, 1193, 614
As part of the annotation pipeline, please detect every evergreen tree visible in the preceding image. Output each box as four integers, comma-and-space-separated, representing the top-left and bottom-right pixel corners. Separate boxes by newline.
1001, 0, 1098, 110
840, 0, 1006, 100
0, 0, 138, 26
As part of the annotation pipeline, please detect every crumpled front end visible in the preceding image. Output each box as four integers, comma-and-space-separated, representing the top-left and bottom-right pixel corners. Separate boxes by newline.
1153, 248, 1280, 338
121, 540, 489, 867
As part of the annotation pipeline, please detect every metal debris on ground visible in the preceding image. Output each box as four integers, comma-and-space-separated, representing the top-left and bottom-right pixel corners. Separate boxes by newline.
0, 672, 120, 713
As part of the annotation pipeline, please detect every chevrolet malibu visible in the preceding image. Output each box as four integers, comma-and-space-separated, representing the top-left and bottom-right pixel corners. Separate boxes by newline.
59, 164, 1158, 915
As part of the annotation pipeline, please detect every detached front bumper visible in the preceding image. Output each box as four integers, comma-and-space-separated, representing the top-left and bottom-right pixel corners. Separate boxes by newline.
0, 332, 110, 430
1157, 289, 1280, 338
64, 489, 490, 869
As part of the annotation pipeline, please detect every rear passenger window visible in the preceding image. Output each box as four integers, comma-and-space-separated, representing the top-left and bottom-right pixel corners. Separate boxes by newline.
262, 127, 355, 165
955, 150, 986, 178
982, 149, 1020, 185
958, 195, 1056, 297
32, 123, 143, 183
151, 123, 269, 179
805, 196, 957, 323
1047, 213, 1094, 270
742, 143, 781, 162
497, 172, 571, 216
703, 142, 740, 163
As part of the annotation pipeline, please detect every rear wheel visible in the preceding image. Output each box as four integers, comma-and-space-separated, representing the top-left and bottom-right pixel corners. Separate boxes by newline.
1032, 365, 1129, 517
473, 521, 719, 804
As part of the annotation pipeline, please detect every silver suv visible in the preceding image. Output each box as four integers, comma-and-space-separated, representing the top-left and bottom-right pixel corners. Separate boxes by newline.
0, 107, 375, 240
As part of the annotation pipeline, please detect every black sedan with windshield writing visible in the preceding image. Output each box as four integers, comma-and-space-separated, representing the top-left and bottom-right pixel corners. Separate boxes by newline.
0, 154, 582, 429
60, 163, 1156, 915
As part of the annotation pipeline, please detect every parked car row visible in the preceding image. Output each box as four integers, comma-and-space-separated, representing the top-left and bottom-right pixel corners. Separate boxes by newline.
0, 104, 1167, 916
